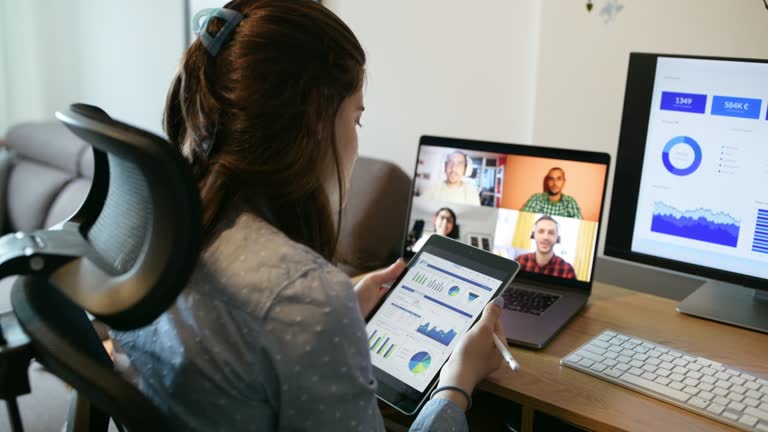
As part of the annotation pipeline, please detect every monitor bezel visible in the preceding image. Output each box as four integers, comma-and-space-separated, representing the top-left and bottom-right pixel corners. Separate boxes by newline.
605, 52, 768, 293
403, 135, 611, 292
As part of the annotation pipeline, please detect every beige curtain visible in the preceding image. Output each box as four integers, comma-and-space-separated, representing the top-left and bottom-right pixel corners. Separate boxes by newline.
573, 220, 598, 281
512, 211, 537, 249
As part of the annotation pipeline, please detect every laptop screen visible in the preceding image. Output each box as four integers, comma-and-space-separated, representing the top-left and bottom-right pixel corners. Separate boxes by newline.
403, 136, 610, 288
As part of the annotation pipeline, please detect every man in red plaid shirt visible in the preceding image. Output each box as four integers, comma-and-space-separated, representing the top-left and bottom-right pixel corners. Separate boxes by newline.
516, 216, 576, 279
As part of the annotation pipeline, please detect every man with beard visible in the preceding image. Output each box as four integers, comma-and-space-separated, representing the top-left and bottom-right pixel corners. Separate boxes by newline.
521, 167, 582, 218
422, 151, 481, 205
516, 216, 576, 279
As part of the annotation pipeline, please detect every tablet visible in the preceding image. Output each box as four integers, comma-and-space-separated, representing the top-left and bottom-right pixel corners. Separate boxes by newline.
366, 235, 520, 415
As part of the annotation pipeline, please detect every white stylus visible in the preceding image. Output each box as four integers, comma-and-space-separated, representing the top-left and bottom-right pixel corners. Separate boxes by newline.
493, 334, 520, 371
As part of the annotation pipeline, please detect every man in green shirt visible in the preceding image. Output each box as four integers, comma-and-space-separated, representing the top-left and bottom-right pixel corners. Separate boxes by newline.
521, 167, 582, 219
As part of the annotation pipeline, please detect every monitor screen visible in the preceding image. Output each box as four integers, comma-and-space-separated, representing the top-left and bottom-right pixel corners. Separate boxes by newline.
404, 136, 609, 288
607, 53, 768, 292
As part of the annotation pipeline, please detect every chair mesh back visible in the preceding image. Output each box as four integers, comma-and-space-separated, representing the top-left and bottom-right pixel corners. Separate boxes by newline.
86, 155, 152, 274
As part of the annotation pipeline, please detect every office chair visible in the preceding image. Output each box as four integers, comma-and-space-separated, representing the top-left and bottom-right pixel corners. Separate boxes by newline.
0, 104, 203, 431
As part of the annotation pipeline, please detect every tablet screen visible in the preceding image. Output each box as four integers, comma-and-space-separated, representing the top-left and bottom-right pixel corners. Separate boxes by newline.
366, 250, 504, 393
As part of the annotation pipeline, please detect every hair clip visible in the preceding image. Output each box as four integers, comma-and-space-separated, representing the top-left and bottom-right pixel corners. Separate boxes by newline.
192, 8, 244, 57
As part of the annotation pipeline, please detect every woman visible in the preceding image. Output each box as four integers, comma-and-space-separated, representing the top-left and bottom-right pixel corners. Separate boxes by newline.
113, 1, 506, 430
412, 207, 459, 252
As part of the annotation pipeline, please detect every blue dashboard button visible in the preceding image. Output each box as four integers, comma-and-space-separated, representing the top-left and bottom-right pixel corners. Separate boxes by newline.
711, 95, 762, 119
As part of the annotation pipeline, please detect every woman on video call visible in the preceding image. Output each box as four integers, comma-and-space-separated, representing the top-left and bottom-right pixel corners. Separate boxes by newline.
111, 1, 507, 431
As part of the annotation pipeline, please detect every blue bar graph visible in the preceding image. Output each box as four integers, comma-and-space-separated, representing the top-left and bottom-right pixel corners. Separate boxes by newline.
752, 209, 768, 255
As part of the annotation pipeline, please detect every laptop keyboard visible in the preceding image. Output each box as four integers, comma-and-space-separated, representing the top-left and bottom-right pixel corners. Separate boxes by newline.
562, 329, 768, 431
503, 288, 560, 315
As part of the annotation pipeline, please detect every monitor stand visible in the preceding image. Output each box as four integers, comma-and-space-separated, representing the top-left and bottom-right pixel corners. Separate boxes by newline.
677, 281, 768, 334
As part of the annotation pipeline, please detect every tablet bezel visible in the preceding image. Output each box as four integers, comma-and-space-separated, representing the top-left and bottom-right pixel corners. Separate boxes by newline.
367, 235, 520, 415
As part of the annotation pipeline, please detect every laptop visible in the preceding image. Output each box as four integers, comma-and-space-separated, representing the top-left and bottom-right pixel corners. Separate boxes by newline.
402, 135, 610, 349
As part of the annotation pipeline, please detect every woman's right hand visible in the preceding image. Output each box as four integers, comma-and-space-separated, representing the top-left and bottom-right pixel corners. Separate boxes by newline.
435, 297, 507, 409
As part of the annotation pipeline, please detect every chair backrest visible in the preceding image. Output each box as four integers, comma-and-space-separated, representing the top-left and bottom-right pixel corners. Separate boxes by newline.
9, 104, 202, 430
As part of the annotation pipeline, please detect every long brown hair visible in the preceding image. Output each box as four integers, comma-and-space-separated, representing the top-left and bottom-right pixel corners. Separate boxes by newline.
164, 0, 365, 261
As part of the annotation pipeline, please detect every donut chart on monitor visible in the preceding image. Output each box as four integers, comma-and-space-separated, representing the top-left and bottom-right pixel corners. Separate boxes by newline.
661, 136, 702, 176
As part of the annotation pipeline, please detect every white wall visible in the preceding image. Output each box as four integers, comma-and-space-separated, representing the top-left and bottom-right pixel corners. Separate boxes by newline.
532, 0, 768, 254
325, 0, 542, 174
0, 0, 81, 133
76, 1, 186, 134
0, 1, 185, 137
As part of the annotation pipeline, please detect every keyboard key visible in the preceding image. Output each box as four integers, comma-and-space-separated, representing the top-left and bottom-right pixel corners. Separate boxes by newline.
590, 363, 607, 373
706, 403, 725, 415
729, 376, 746, 386
738, 414, 758, 427
603, 330, 616, 337
747, 390, 763, 399
715, 371, 731, 380
745, 381, 761, 390
744, 397, 760, 407
629, 367, 643, 376
673, 358, 688, 367
604, 351, 618, 359
630, 360, 644, 368
585, 345, 607, 356
668, 351, 682, 358
615, 363, 630, 372
728, 401, 745, 412
596, 333, 613, 342
682, 355, 696, 362
687, 363, 701, 372
726, 369, 741, 376
670, 381, 685, 391
714, 396, 731, 406
700, 367, 716, 376
728, 392, 745, 402
670, 373, 685, 382
746, 406, 768, 422
683, 386, 699, 396
634, 353, 649, 362
722, 411, 739, 421
617, 355, 632, 363
683, 378, 699, 387
686, 371, 702, 380
698, 391, 714, 401
656, 369, 671, 377
641, 371, 657, 380
654, 377, 671, 386
605, 368, 623, 378
689, 397, 708, 409
608, 345, 623, 353
756, 423, 768, 432
647, 358, 661, 366
760, 402, 768, 412
642, 364, 657, 373
619, 373, 690, 402
603, 359, 618, 367
567, 354, 583, 363
713, 388, 729, 397
714, 380, 732, 390
578, 359, 594, 368
673, 366, 688, 375
647, 350, 661, 358
700, 375, 716, 384
577, 350, 605, 363
731, 385, 747, 395
660, 361, 675, 371
697, 383, 714, 392
592, 340, 611, 349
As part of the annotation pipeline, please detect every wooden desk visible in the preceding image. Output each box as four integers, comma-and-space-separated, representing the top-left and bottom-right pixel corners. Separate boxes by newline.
480, 281, 768, 431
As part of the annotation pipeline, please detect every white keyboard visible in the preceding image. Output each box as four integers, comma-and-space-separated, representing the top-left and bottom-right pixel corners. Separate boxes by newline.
561, 330, 768, 431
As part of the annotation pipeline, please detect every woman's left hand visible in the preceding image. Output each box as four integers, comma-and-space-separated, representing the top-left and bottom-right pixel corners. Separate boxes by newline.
353, 258, 406, 319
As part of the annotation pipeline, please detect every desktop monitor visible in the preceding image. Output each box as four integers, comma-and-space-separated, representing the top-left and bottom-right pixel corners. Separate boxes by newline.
606, 52, 768, 333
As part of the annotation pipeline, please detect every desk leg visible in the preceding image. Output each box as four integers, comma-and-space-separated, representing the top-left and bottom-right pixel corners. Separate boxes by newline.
521, 406, 534, 432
